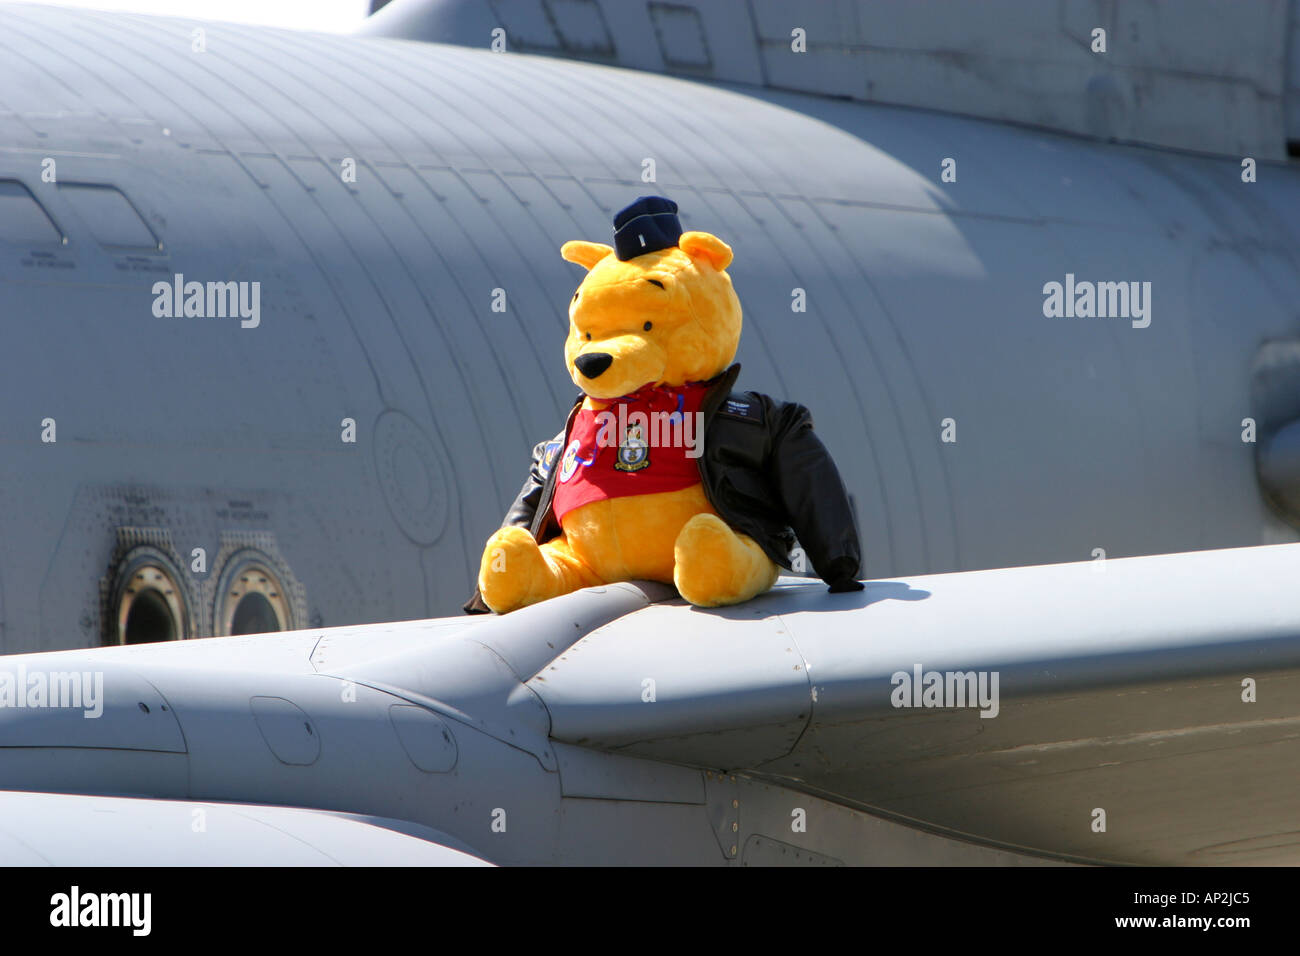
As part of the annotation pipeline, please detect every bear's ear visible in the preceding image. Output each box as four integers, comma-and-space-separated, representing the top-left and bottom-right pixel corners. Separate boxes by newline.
678, 231, 733, 271
561, 240, 614, 271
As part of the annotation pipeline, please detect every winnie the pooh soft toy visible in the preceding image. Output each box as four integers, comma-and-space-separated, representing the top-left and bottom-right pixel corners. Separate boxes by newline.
466, 196, 863, 614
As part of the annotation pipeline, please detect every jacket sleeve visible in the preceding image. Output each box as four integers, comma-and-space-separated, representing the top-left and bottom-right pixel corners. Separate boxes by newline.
501, 434, 559, 530
462, 431, 562, 614
767, 400, 864, 589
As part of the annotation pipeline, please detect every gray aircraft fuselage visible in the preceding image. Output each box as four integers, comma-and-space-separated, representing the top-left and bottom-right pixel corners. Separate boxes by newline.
0, 3, 1297, 655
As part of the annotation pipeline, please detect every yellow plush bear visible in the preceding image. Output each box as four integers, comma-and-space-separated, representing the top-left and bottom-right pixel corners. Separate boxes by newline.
470, 196, 863, 615
478, 210, 777, 612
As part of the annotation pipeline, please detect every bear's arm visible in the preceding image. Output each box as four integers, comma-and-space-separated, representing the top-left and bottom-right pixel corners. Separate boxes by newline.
764, 399, 864, 590
500, 435, 557, 530
461, 431, 565, 614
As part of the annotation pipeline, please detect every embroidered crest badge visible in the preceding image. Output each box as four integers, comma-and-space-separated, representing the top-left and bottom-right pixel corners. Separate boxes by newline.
613, 424, 650, 472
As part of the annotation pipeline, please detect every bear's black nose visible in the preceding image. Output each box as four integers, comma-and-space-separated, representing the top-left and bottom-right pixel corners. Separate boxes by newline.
574, 352, 613, 379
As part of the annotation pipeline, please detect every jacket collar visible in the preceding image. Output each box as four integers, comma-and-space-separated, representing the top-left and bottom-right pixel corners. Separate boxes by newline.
708, 363, 742, 396
700, 362, 741, 422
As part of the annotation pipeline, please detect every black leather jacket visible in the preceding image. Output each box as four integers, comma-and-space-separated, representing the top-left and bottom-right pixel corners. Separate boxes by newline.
463, 363, 862, 613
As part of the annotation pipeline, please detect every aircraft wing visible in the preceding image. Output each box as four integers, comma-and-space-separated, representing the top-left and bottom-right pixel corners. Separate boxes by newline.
0, 543, 1293, 865
0, 790, 490, 865
527, 543, 1300, 864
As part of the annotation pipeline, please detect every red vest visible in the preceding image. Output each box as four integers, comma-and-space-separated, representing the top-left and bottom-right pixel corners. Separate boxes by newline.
552, 382, 709, 527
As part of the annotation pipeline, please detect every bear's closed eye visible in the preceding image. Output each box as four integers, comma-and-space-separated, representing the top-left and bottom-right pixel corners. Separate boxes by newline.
646, 279, 665, 289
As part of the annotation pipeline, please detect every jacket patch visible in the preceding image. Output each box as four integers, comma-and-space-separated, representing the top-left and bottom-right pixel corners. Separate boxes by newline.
719, 396, 764, 424
538, 440, 562, 478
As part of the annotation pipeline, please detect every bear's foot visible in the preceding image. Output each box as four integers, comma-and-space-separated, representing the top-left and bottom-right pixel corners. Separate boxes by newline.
673, 513, 779, 608
478, 527, 601, 614
478, 526, 550, 614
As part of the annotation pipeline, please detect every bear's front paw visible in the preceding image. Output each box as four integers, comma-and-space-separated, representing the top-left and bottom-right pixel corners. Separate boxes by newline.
478, 526, 549, 614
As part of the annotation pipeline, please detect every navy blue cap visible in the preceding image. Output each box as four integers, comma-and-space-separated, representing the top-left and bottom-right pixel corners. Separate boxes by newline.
613, 196, 682, 260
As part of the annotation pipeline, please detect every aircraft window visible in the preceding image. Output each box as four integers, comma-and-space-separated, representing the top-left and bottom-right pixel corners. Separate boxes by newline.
493, 0, 560, 49
648, 2, 712, 70
57, 182, 160, 250
0, 180, 63, 244
493, 0, 615, 55
551, 0, 615, 55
